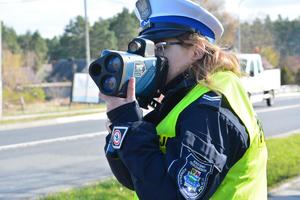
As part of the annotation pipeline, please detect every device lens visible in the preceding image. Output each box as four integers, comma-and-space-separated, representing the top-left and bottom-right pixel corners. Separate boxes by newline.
102, 76, 117, 93
106, 56, 121, 73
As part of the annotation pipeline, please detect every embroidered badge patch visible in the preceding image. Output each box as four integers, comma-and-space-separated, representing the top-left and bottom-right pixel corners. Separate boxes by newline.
136, 0, 152, 20
111, 126, 129, 149
178, 153, 213, 199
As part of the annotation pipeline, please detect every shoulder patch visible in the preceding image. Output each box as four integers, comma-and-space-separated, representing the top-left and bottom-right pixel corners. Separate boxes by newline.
178, 153, 213, 199
111, 126, 129, 149
198, 92, 221, 110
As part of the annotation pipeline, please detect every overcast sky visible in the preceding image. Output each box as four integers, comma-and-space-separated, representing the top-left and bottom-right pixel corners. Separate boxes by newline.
0, 0, 299, 38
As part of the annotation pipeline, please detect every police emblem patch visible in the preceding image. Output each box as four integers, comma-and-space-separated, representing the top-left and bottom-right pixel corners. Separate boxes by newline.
136, 0, 151, 20
178, 153, 213, 199
111, 126, 129, 149
112, 130, 121, 146
134, 62, 146, 77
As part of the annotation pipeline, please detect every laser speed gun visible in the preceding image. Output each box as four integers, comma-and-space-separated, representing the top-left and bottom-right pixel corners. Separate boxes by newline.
89, 38, 168, 108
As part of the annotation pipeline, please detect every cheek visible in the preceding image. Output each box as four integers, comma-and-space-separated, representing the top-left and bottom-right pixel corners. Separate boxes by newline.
165, 51, 193, 82
167, 50, 192, 71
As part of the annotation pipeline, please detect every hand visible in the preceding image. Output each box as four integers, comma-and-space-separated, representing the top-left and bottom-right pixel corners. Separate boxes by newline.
99, 77, 136, 113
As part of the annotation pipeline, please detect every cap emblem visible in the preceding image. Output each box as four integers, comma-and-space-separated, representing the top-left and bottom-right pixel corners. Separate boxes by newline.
136, 0, 152, 20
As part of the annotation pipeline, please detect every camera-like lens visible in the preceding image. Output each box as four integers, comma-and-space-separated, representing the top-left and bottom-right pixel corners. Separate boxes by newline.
102, 76, 117, 93
106, 56, 122, 73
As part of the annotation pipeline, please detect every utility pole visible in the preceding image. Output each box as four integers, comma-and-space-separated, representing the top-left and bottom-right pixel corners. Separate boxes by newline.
84, 0, 91, 70
0, 20, 2, 118
238, 0, 246, 53
83, 0, 91, 103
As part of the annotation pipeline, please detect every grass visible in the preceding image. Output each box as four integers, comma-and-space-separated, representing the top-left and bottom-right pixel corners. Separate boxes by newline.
40, 179, 133, 200
266, 133, 300, 188
39, 133, 300, 199
3, 101, 105, 116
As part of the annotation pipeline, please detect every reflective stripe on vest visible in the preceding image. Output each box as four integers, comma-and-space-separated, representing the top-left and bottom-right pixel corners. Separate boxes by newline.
133, 71, 267, 200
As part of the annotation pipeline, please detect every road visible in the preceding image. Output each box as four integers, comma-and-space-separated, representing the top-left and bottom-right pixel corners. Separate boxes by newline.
0, 94, 300, 199
254, 95, 300, 137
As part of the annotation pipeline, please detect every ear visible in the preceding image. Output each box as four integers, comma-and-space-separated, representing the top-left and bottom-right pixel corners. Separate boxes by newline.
191, 43, 205, 62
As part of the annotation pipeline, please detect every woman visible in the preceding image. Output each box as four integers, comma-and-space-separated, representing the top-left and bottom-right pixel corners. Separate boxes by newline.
101, 0, 267, 199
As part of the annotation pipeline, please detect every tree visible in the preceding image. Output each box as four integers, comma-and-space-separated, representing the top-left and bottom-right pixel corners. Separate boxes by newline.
90, 18, 117, 58
46, 36, 60, 60
109, 8, 139, 50
272, 16, 300, 57
2, 23, 21, 53
18, 31, 48, 71
2, 24, 26, 90
31, 32, 48, 62
241, 18, 274, 53
57, 16, 86, 59
2, 49, 29, 103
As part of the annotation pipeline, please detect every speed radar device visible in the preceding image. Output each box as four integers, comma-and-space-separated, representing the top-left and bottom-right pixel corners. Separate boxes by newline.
88, 38, 168, 108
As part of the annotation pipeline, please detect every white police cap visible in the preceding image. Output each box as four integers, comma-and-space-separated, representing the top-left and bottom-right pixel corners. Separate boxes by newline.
135, 0, 224, 43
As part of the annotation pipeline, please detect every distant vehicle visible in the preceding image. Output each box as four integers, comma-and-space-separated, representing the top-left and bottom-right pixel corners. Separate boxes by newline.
238, 54, 281, 106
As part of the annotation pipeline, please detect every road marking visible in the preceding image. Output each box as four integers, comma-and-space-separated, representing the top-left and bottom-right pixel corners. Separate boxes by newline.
0, 113, 107, 131
268, 129, 300, 139
0, 131, 107, 152
256, 104, 300, 113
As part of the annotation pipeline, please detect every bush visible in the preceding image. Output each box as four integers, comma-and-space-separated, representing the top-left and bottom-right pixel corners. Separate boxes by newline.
281, 66, 295, 85
295, 69, 300, 85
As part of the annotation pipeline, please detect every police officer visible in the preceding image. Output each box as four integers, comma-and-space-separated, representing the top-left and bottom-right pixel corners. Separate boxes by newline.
101, 0, 268, 199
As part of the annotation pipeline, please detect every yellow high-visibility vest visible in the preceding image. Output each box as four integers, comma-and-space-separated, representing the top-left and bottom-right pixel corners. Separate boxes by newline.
134, 71, 267, 200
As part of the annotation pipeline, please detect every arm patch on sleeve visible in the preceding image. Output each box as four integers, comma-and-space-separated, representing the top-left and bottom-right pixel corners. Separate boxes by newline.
198, 93, 221, 111
111, 126, 129, 149
178, 153, 213, 199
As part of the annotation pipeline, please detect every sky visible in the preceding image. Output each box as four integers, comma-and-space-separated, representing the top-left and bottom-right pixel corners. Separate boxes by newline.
0, 0, 299, 39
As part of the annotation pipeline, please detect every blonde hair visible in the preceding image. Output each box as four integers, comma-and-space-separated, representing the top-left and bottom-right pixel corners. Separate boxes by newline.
177, 33, 240, 84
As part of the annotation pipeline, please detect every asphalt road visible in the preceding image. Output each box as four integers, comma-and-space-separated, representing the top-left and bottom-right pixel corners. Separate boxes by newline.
0, 94, 300, 199
254, 95, 300, 137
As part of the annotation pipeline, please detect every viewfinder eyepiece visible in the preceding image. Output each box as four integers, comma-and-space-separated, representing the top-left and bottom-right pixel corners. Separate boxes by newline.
128, 40, 142, 53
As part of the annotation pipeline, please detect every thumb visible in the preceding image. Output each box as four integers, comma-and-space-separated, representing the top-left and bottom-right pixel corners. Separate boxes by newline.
127, 77, 136, 102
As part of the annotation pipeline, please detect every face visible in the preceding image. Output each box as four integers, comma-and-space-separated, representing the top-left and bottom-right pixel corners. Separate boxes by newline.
155, 38, 200, 84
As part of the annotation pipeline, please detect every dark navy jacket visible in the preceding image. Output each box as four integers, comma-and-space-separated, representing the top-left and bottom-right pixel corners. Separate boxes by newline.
104, 74, 249, 200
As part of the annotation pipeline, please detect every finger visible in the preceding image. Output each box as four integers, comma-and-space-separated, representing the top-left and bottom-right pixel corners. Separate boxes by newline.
99, 92, 110, 102
127, 77, 136, 102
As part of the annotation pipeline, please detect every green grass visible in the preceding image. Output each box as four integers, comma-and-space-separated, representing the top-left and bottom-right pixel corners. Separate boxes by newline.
40, 133, 300, 199
3, 101, 105, 116
266, 133, 300, 188
40, 179, 133, 200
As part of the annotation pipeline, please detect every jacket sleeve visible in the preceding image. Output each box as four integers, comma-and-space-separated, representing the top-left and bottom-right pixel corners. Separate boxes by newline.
107, 94, 249, 200
104, 101, 143, 190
